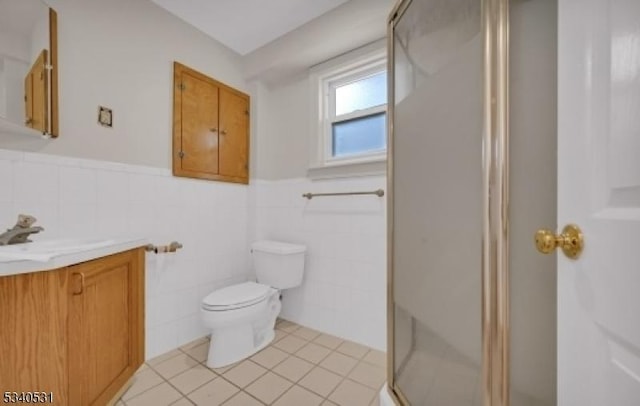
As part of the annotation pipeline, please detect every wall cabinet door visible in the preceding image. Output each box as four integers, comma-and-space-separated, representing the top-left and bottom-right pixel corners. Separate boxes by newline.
24, 49, 48, 133
68, 249, 145, 406
173, 62, 250, 184
177, 69, 220, 175
219, 88, 249, 179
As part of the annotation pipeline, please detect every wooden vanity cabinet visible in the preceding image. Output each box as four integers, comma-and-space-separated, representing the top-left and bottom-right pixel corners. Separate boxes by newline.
0, 248, 145, 406
0, 265, 70, 404
68, 249, 145, 405
173, 62, 250, 184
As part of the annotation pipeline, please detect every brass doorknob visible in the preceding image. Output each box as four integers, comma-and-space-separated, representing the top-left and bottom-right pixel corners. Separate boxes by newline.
535, 224, 584, 259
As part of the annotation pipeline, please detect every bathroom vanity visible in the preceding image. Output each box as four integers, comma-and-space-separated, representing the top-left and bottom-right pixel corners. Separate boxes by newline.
0, 239, 146, 405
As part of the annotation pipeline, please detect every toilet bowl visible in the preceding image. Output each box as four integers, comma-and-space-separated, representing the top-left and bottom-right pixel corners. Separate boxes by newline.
201, 240, 306, 368
201, 281, 281, 367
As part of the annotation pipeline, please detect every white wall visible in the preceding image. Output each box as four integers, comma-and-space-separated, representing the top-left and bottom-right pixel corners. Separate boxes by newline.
251, 57, 388, 350
1, 0, 247, 169
0, 59, 28, 123
0, 29, 30, 123
29, 5, 49, 63
254, 77, 310, 180
252, 176, 387, 350
0, 0, 389, 355
0, 148, 250, 359
0, 0, 252, 360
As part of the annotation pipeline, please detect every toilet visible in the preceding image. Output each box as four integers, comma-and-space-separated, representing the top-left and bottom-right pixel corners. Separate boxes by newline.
201, 240, 306, 368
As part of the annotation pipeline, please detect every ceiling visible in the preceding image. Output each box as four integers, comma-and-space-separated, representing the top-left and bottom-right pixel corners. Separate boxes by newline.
150, 0, 350, 56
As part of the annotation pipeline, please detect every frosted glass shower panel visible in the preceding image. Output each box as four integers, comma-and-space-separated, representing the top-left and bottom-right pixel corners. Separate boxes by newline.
391, 0, 483, 404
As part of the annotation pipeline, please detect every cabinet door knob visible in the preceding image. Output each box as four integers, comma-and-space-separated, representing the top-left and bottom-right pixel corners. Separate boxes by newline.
72, 272, 85, 295
220, 129, 227, 135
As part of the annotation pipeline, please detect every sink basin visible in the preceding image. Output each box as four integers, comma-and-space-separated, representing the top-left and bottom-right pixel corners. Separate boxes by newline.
0, 239, 116, 262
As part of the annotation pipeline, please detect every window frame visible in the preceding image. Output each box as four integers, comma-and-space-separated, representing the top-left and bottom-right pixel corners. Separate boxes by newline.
308, 42, 387, 178
325, 65, 387, 162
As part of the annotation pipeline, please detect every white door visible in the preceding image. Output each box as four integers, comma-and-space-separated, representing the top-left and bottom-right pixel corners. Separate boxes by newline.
558, 0, 640, 405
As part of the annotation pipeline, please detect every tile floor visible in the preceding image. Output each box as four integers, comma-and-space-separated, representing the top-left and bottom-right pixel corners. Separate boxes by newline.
117, 319, 386, 406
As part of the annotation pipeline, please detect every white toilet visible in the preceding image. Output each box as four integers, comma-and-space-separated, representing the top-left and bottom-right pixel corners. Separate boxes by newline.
201, 240, 306, 368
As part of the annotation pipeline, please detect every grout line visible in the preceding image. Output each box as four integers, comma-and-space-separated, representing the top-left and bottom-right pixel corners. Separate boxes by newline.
131, 324, 382, 406
222, 359, 270, 389
229, 388, 268, 406
119, 368, 166, 404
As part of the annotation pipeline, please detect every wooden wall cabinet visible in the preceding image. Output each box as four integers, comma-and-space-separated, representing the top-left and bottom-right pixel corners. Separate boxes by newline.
173, 62, 250, 184
0, 248, 145, 405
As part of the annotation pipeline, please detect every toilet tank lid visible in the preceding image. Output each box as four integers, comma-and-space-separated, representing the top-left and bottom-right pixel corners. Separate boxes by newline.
251, 240, 306, 254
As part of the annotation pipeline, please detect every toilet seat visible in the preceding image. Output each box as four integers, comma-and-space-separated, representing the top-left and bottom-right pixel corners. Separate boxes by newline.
202, 282, 271, 311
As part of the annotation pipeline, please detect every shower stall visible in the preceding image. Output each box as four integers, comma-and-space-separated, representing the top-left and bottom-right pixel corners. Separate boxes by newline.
386, 0, 557, 405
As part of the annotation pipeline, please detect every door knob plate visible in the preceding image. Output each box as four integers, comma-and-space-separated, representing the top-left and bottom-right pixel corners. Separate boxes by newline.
535, 224, 584, 259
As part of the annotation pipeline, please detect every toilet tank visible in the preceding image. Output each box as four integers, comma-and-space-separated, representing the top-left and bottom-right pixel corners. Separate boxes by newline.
251, 240, 306, 289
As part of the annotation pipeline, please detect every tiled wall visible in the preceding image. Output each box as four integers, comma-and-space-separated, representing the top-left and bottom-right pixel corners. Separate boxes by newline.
0, 148, 250, 359
251, 176, 387, 351
0, 148, 387, 355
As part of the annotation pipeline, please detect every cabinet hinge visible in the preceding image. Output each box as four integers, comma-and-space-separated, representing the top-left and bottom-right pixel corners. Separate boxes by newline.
178, 83, 186, 91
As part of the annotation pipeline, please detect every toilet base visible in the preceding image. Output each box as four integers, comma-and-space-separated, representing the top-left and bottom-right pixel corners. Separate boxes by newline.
206, 327, 275, 368
204, 292, 281, 368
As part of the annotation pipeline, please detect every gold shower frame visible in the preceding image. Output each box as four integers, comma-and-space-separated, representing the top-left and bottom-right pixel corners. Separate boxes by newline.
386, 0, 510, 405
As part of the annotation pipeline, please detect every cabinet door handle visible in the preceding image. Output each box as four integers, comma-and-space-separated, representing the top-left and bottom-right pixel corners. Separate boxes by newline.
220, 129, 227, 135
72, 272, 85, 295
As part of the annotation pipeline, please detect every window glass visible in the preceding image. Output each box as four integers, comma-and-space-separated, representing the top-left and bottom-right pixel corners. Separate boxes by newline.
332, 112, 387, 157
335, 71, 387, 116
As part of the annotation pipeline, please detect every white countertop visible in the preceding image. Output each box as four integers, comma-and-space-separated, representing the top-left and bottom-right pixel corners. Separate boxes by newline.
0, 237, 148, 277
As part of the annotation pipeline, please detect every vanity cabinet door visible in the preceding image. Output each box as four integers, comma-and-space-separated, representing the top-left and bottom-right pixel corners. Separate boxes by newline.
68, 248, 145, 406
0, 268, 69, 405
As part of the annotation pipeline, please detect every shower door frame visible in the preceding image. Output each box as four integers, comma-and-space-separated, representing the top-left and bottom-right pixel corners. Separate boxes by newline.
386, 0, 511, 405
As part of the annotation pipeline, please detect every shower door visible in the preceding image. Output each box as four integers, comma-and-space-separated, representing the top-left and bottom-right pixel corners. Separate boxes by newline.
387, 0, 558, 405
388, 0, 484, 404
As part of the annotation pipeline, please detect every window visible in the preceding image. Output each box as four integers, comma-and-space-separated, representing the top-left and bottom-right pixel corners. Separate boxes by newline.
329, 70, 387, 158
309, 43, 387, 177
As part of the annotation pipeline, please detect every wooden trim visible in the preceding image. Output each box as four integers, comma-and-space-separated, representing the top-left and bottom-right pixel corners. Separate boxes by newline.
172, 62, 250, 183
172, 63, 182, 177
245, 97, 251, 182
132, 247, 145, 368
173, 171, 249, 184
107, 376, 134, 406
49, 8, 58, 137
174, 62, 250, 100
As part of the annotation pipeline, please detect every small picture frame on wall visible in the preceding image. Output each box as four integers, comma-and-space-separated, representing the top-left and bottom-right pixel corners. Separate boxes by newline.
98, 106, 113, 127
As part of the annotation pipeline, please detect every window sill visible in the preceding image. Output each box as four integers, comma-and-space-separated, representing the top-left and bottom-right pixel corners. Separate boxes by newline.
307, 156, 387, 179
